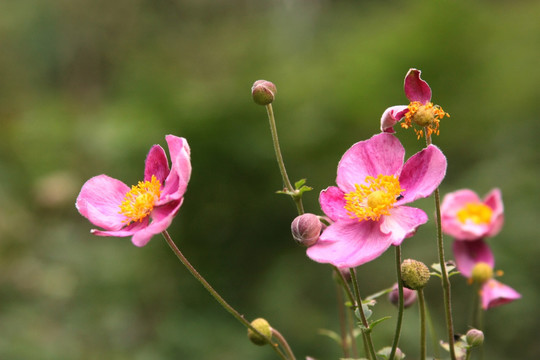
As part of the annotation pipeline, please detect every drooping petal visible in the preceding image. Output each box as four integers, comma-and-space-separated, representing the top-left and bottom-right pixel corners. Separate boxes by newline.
398, 145, 447, 204
480, 279, 521, 310
131, 200, 183, 247
76, 175, 130, 231
453, 239, 494, 278
484, 188, 504, 238
336, 133, 405, 193
144, 145, 170, 183
306, 220, 393, 268
158, 135, 191, 205
380, 105, 409, 133
404, 68, 432, 104
91, 220, 148, 238
319, 186, 348, 221
380, 206, 428, 246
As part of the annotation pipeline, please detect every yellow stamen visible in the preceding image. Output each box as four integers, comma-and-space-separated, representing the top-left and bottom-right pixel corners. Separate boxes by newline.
471, 262, 493, 284
401, 101, 449, 139
344, 174, 404, 221
119, 175, 162, 223
457, 203, 493, 225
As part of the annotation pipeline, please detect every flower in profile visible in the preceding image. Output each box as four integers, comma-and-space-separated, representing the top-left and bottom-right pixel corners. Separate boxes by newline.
381, 68, 449, 139
306, 133, 447, 268
453, 239, 521, 309
441, 188, 503, 241
76, 135, 191, 247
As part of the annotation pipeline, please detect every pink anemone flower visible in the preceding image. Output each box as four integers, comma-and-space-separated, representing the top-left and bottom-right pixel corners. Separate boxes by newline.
441, 188, 503, 241
381, 68, 449, 139
306, 133, 447, 268
76, 135, 191, 247
453, 239, 521, 309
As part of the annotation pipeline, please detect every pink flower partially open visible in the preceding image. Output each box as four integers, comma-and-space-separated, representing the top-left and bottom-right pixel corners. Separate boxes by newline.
441, 188, 503, 241
381, 68, 449, 139
453, 239, 521, 309
76, 135, 191, 247
306, 133, 447, 268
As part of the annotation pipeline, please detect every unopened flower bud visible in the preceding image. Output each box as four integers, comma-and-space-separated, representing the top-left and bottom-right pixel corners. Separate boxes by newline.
401, 259, 430, 290
471, 262, 493, 284
247, 318, 272, 346
466, 328, 484, 347
251, 80, 277, 105
377, 346, 405, 360
291, 213, 322, 247
388, 282, 417, 308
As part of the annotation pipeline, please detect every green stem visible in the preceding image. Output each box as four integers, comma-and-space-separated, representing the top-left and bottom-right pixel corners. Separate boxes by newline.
418, 288, 427, 360
161, 231, 288, 360
425, 303, 441, 359
335, 282, 350, 358
426, 134, 456, 360
265, 103, 305, 215
271, 328, 296, 360
349, 268, 378, 360
389, 246, 404, 360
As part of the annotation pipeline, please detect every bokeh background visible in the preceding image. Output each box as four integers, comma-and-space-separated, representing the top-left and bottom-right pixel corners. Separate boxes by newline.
1, 0, 539, 359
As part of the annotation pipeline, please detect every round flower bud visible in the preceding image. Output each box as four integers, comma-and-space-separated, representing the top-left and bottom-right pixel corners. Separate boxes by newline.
377, 346, 405, 360
471, 262, 493, 284
466, 328, 484, 347
388, 282, 417, 308
247, 318, 272, 346
291, 213, 322, 247
251, 80, 277, 105
401, 259, 430, 290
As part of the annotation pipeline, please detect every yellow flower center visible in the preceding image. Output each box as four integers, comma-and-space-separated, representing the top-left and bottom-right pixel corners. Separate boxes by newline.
344, 175, 404, 221
456, 203, 493, 225
401, 101, 449, 139
119, 175, 162, 223
471, 262, 493, 284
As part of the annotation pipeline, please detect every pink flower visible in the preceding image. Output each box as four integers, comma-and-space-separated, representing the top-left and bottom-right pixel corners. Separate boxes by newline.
441, 188, 504, 241
381, 68, 449, 139
453, 239, 521, 309
76, 135, 191, 247
306, 133, 447, 268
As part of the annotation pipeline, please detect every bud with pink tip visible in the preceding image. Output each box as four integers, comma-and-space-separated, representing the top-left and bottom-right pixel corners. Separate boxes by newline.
388, 282, 417, 308
291, 213, 322, 247
251, 80, 277, 105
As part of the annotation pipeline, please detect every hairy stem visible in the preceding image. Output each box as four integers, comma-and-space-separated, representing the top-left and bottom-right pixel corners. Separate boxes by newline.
389, 246, 404, 360
349, 268, 377, 360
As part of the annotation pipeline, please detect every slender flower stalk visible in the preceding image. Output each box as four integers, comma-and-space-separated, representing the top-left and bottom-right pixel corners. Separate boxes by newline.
335, 283, 350, 358
425, 134, 456, 360
161, 230, 289, 360
349, 268, 377, 360
271, 328, 296, 360
418, 288, 427, 360
265, 103, 305, 215
388, 246, 404, 360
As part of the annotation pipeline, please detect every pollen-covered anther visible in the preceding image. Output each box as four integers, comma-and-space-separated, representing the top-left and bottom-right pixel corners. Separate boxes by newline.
344, 174, 404, 221
457, 203, 493, 225
119, 175, 162, 223
402, 101, 449, 139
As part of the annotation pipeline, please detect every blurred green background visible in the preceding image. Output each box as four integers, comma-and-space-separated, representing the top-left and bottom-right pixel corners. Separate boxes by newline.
1, 0, 539, 359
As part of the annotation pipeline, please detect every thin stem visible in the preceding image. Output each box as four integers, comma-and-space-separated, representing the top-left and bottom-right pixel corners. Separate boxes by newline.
425, 302, 441, 359
161, 230, 288, 360
335, 283, 350, 358
418, 288, 427, 360
389, 246, 404, 360
265, 103, 305, 215
271, 328, 296, 360
426, 134, 456, 360
349, 268, 378, 360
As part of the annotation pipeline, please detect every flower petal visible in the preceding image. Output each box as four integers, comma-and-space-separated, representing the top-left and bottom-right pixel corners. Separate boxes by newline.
144, 145, 170, 183
398, 145, 447, 204
484, 188, 504, 238
453, 239, 494, 278
480, 279, 521, 310
319, 186, 348, 221
380, 105, 409, 133
404, 68, 432, 103
76, 175, 130, 231
380, 206, 428, 246
306, 220, 393, 268
336, 133, 405, 192
91, 220, 148, 237
131, 200, 183, 247
158, 135, 191, 205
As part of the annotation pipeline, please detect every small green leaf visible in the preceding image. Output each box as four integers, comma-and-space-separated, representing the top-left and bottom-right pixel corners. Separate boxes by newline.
294, 179, 306, 188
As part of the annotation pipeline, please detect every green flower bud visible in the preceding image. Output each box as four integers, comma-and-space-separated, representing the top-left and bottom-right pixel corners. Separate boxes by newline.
251, 80, 276, 105
466, 328, 484, 347
247, 318, 272, 346
401, 259, 430, 290
291, 213, 322, 247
